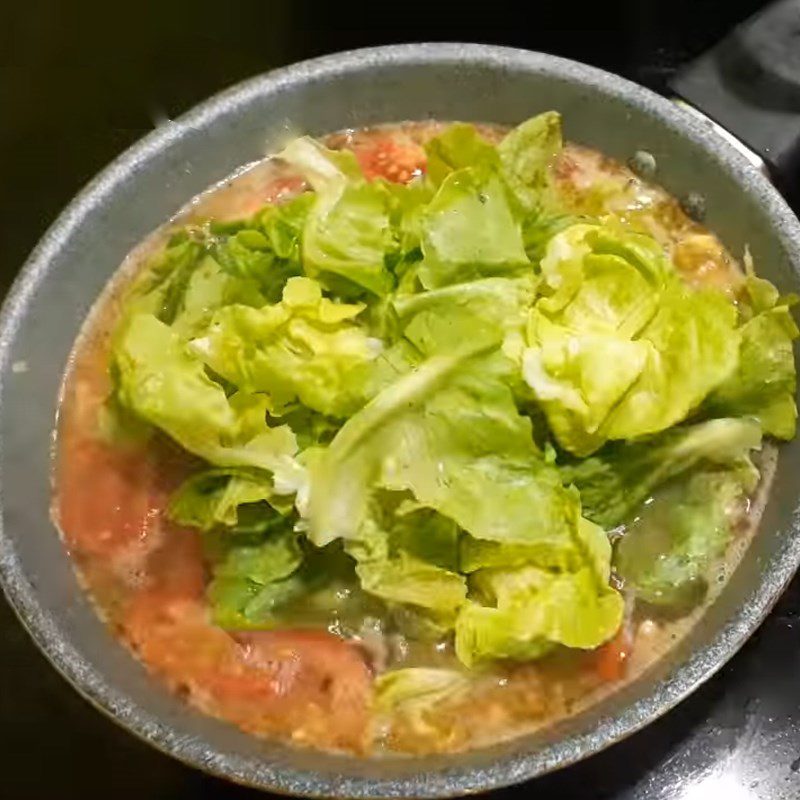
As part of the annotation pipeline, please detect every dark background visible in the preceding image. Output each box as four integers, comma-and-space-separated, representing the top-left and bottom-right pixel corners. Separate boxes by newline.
2, 1, 800, 798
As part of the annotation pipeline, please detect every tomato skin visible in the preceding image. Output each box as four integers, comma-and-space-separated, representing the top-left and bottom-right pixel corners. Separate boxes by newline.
593, 627, 633, 682
232, 630, 372, 743
352, 135, 426, 183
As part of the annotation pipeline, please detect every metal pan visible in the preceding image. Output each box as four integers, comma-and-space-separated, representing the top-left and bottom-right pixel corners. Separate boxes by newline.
1, 41, 799, 798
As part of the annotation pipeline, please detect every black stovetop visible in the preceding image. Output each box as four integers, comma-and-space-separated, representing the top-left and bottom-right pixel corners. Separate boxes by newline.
2, 2, 799, 797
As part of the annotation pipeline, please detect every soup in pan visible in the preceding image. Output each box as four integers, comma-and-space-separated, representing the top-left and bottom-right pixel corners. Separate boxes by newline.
54, 113, 797, 755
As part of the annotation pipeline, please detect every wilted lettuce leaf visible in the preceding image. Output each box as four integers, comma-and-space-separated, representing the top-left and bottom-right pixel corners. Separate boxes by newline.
211, 192, 313, 302
418, 169, 530, 289
113, 313, 302, 480
498, 111, 563, 212
125, 235, 205, 325
279, 137, 396, 297
706, 269, 798, 439
374, 667, 471, 720
166, 254, 267, 339
614, 464, 758, 608
393, 275, 538, 333
205, 524, 304, 628
562, 417, 762, 529
424, 124, 500, 186
168, 468, 290, 532
188, 276, 380, 417
455, 564, 623, 667
523, 222, 740, 455
348, 510, 467, 617
604, 283, 739, 440
307, 325, 499, 546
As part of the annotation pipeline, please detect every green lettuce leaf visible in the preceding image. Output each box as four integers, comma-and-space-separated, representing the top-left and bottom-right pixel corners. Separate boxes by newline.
393, 275, 537, 332
706, 276, 798, 439
374, 668, 471, 717
205, 525, 306, 628
498, 111, 562, 212
210, 192, 313, 302
307, 328, 499, 546
124, 234, 205, 325
113, 313, 301, 478
168, 468, 291, 532
348, 520, 467, 617
167, 254, 267, 338
614, 465, 758, 608
188, 276, 381, 417
455, 565, 623, 667
523, 222, 740, 454
424, 124, 500, 186
561, 417, 762, 529
418, 168, 529, 289
279, 137, 395, 297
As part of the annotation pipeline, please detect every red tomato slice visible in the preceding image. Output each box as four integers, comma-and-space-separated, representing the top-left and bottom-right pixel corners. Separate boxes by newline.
57, 437, 160, 560
592, 626, 633, 682
352, 135, 426, 183
229, 630, 372, 747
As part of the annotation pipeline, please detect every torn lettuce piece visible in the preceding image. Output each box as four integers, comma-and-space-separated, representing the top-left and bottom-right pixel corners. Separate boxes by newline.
498, 111, 563, 212
112, 313, 301, 478
523, 222, 740, 455
393, 275, 538, 333
307, 310, 503, 545
458, 510, 607, 578
424, 124, 501, 186
603, 283, 739, 441
418, 168, 530, 289
455, 565, 623, 667
562, 418, 762, 529
279, 137, 395, 297
345, 500, 465, 619
523, 310, 651, 455
168, 468, 291, 532
308, 331, 579, 562
189, 277, 381, 417
168, 254, 267, 339
210, 193, 313, 303
124, 234, 206, 325
374, 668, 471, 720
349, 535, 467, 618
706, 272, 798, 439
614, 464, 759, 608
206, 525, 305, 628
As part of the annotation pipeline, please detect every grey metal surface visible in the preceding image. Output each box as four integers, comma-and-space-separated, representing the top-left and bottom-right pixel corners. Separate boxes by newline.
0, 43, 798, 798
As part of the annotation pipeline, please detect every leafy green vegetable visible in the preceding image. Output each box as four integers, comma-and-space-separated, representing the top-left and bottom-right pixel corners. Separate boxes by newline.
125, 235, 205, 325
706, 274, 798, 439
374, 668, 471, 717
279, 137, 396, 296
350, 530, 467, 617
189, 276, 380, 417
561, 418, 762, 529
418, 169, 530, 289
498, 111, 562, 212
615, 465, 758, 608
424, 124, 500, 186
206, 525, 305, 628
455, 565, 623, 667
523, 222, 740, 455
168, 468, 289, 532
211, 192, 313, 302
393, 275, 537, 332
113, 313, 302, 480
